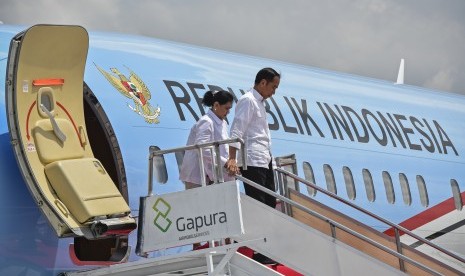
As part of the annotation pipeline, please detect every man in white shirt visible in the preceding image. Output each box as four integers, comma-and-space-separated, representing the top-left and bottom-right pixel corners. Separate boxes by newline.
226, 68, 280, 208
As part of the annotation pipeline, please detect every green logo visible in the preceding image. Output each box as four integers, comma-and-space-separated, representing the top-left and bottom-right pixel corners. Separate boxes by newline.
153, 198, 172, 232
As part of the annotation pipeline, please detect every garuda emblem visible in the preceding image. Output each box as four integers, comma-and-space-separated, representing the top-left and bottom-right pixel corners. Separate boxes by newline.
95, 64, 161, 124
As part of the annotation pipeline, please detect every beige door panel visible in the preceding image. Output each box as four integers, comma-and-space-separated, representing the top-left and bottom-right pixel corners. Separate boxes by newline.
6, 25, 135, 239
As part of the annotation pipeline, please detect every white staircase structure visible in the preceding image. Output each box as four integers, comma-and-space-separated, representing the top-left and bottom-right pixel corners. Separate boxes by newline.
62, 140, 464, 275
238, 194, 408, 275
63, 243, 284, 276
64, 192, 408, 276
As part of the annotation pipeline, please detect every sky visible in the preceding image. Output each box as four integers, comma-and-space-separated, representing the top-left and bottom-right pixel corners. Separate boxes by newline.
1, 0, 464, 95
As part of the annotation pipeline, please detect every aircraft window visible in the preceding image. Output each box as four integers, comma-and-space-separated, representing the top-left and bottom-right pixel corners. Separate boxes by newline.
343, 166, 356, 200
382, 171, 395, 204
302, 161, 317, 196
323, 164, 337, 194
450, 179, 463, 211
416, 175, 429, 207
175, 150, 185, 175
151, 145, 168, 184
399, 173, 412, 206
362, 169, 375, 202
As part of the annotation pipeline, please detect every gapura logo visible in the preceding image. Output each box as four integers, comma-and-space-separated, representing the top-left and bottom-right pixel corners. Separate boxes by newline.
152, 198, 172, 232
176, 212, 227, 232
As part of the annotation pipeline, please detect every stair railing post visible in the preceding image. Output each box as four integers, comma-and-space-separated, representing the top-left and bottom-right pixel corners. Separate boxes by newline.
394, 228, 406, 272
198, 147, 207, 187
148, 146, 155, 196
214, 144, 224, 183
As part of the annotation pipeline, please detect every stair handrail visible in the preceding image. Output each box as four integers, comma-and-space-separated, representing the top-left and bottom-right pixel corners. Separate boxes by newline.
274, 167, 465, 266
147, 138, 246, 196
236, 174, 443, 275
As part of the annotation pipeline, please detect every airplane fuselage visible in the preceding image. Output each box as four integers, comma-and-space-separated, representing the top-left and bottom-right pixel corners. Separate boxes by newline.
0, 25, 463, 275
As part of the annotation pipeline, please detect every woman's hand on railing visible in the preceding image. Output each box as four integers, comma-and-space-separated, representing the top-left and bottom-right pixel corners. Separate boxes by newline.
225, 159, 240, 176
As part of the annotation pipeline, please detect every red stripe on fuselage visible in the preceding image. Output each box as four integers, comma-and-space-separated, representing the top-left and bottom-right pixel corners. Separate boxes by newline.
385, 191, 465, 236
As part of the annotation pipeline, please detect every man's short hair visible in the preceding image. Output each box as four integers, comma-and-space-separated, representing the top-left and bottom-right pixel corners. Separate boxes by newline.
255, 67, 280, 85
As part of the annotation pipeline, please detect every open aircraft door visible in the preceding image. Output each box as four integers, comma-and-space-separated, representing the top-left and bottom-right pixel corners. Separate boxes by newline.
5, 24, 136, 249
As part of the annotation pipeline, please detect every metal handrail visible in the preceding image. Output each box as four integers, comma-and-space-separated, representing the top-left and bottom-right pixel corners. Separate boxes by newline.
145, 138, 462, 273
274, 167, 465, 266
147, 138, 246, 196
236, 174, 442, 275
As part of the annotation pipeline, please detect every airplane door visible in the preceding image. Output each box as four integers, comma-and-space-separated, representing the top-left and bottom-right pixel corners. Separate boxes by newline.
5, 24, 136, 244
6, 24, 90, 238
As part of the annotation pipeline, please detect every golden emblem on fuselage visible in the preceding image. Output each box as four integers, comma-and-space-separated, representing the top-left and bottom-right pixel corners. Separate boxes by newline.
95, 64, 160, 124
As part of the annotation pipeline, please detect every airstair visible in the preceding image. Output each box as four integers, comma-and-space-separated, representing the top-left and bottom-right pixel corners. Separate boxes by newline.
63, 139, 465, 276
